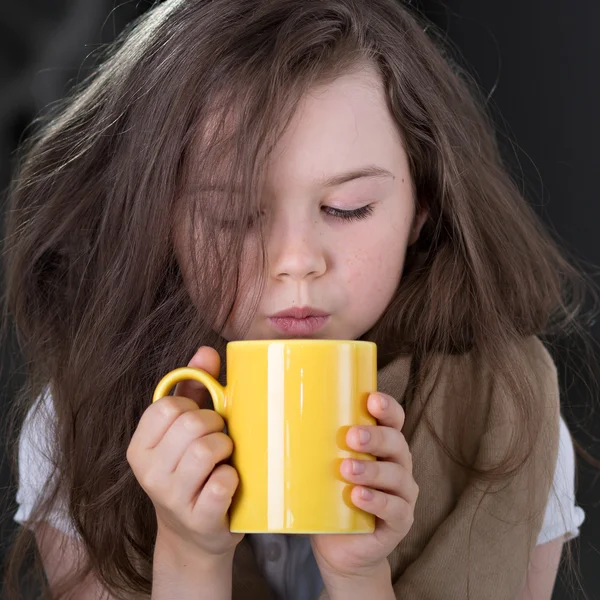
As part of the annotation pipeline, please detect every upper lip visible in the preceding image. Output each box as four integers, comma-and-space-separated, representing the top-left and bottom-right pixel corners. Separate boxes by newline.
270, 307, 330, 318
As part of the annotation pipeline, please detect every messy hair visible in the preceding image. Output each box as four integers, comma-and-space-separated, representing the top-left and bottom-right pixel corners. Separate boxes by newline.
2, 0, 595, 597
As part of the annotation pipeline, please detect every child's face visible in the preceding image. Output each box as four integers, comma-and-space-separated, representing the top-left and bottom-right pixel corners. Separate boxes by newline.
181, 65, 426, 341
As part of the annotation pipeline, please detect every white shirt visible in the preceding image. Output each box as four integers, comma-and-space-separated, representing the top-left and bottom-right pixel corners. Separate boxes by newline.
14, 392, 585, 600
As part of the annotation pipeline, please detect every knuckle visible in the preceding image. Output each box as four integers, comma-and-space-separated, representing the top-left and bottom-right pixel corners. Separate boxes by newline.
189, 438, 215, 465
392, 465, 412, 498
155, 396, 185, 420
125, 444, 136, 467
205, 465, 239, 501
215, 464, 240, 489
397, 430, 408, 452
202, 409, 225, 432
379, 490, 389, 510
393, 463, 406, 486
364, 459, 377, 479
212, 411, 226, 430
413, 481, 420, 500
396, 432, 410, 461
397, 499, 411, 521
161, 487, 181, 512
372, 426, 384, 447
140, 468, 163, 494
214, 432, 234, 456
178, 409, 205, 434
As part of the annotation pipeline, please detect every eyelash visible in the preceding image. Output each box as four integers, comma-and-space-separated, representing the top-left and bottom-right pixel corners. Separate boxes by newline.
217, 204, 374, 229
322, 204, 374, 222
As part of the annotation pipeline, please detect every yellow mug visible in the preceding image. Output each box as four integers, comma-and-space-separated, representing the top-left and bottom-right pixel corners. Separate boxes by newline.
152, 339, 377, 534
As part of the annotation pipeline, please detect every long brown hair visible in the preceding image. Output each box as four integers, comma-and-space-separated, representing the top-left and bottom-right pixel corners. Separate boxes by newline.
2, 0, 597, 598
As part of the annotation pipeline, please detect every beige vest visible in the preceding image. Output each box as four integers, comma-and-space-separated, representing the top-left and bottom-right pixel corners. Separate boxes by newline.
230, 337, 560, 599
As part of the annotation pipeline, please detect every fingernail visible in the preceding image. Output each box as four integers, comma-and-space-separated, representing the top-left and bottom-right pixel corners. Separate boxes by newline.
360, 487, 374, 501
379, 394, 388, 410
358, 428, 370, 444
351, 459, 365, 475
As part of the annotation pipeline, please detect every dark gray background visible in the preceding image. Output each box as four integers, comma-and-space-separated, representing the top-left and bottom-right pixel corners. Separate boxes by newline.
1, 1, 598, 598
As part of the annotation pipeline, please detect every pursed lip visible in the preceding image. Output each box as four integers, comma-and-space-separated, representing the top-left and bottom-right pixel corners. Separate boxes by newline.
268, 306, 330, 335
270, 306, 330, 319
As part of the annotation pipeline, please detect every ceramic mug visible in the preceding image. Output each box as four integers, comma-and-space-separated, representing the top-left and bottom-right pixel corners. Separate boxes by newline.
152, 339, 377, 533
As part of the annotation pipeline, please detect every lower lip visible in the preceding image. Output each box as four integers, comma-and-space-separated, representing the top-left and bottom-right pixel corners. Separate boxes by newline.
268, 316, 330, 335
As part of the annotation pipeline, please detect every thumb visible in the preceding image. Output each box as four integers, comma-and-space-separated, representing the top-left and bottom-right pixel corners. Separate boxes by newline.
173, 346, 221, 408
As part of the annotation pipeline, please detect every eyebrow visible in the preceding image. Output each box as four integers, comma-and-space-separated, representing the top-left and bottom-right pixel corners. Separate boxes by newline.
318, 165, 395, 188
189, 165, 395, 195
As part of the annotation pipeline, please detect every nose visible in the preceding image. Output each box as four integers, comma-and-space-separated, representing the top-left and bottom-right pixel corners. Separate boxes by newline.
269, 215, 327, 281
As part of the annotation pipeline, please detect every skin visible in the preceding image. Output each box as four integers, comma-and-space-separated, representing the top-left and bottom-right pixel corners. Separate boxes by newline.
134, 64, 426, 596
124, 65, 562, 599
33, 62, 562, 600
179, 64, 426, 341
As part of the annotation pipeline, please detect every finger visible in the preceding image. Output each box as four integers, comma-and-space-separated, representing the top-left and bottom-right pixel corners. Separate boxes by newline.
153, 409, 227, 472
170, 432, 234, 503
341, 459, 418, 500
350, 486, 415, 537
191, 463, 240, 531
367, 392, 405, 431
173, 346, 221, 407
346, 425, 412, 471
129, 395, 201, 454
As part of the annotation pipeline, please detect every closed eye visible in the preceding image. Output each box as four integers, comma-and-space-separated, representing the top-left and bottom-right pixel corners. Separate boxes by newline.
322, 204, 374, 222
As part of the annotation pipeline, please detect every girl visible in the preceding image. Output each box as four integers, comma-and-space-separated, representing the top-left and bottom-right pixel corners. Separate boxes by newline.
2, 0, 590, 598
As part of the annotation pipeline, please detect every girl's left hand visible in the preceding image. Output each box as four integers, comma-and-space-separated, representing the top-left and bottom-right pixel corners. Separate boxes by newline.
310, 392, 419, 582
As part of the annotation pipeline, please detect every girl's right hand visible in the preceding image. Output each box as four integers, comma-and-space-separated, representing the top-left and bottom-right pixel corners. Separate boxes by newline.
127, 346, 243, 559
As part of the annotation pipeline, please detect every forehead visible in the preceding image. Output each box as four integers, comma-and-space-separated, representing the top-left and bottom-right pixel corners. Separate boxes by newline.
181, 64, 407, 196
264, 66, 407, 191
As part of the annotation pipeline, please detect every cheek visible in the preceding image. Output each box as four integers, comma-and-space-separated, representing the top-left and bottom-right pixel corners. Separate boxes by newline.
344, 228, 406, 295
347, 249, 404, 310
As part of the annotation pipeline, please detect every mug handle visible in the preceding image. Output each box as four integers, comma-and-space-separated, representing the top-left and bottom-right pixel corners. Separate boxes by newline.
152, 367, 227, 417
